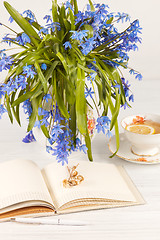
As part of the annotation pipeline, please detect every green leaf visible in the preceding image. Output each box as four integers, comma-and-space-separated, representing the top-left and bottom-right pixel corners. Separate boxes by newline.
56, 52, 68, 73
16, 54, 42, 75
40, 122, 50, 138
70, 0, 78, 15
94, 75, 103, 103
88, 0, 95, 11
83, 24, 94, 38
72, 46, 85, 62
11, 90, 27, 107
4, 1, 40, 47
77, 63, 95, 73
68, 8, 75, 30
52, 0, 58, 23
76, 68, 87, 135
54, 71, 70, 119
85, 131, 93, 161
56, 89, 70, 119
27, 97, 40, 132
4, 66, 16, 83
12, 105, 21, 126
30, 61, 59, 100
108, 94, 120, 157
5, 95, 13, 123
25, 18, 41, 31
110, 120, 119, 158
10, 91, 21, 126
34, 61, 47, 93
110, 89, 121, 130
45, 61, 59, 80
14, 46, 34, 60
95, 57, 114, 81
63, 19, 71, 32
69, 103, 77, 145
12, 82, 41, 107
73, 0, 78, 15
106, 17, 114, 25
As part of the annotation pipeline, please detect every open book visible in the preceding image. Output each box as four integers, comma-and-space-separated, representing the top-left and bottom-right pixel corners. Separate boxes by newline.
0, 159, 145, 221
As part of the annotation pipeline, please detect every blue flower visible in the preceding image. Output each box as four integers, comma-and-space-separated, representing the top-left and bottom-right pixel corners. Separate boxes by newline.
8, 16, 14, 23
129, 94, 134, 102
121, 102, 130, 110
0, 104, 7, 119
16, 33, 31, 45
57, 155, 68, 166
41, 63, 47, 70
76, 138, 81, 146
106, 130, 112, 138
23, 10, 35, 23
51, 123, 65, 136
48, 136, 56, 145
85, 87, 94, 98
2, 34, 13, 46
39, 27, 49, 35
102, 116, 111, 125
46, 22, 61, 31
46, 146, 54, 153
115, 12, 130, 23
112, 80, 121, 94
0, 86, 5, 99
65, 1, 73, 11
40, 118, 49, 127
131, 44, 138, 51
43, 94, 52, 103
37, 108, 50, 127
34, 120, 41, 128
87, 72, 97, 82
80, 37, 96, 55
135, 73, 143, 81
0, 59, 7, 72
0, 56, 13, 72
63, 41, 72, 50
75, 11, 84, 24
70, 30, 89, 42
23, 65, 37, 79
16, 75, 28, 90
96, 116, 110, 134
23, 10, 34, 18
79, 144, 88, 154
43, 15, 52, 23
129, 69, 135, 75
22, 100, 32, 117
22, 130, 36, 143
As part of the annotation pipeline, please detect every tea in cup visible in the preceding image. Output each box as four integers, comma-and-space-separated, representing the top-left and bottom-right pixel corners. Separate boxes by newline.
121, 114, 160, 156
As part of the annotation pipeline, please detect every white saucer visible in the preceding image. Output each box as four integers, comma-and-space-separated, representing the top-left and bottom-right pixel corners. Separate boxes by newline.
108, 133, 160, 164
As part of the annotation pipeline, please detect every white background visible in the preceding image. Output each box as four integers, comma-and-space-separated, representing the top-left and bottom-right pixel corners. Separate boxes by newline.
0, 1, 160, 239
0, 0, 160, 80
0, 0, 160, 129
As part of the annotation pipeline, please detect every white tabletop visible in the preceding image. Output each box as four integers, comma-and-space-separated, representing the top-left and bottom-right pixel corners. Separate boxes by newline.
0, 79, 160, 240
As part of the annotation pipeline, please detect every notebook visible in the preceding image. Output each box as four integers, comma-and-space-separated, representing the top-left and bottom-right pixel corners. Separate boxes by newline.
0, 159, 145, 221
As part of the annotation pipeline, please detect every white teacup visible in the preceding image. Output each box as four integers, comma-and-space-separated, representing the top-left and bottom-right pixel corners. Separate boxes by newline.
121, 114, 160, 156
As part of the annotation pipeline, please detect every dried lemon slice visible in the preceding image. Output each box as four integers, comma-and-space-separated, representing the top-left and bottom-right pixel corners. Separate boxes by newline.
126, 124, 155, 135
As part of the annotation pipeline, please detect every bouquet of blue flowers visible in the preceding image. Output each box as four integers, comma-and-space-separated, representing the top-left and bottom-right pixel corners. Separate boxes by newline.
0, 0, 142, 165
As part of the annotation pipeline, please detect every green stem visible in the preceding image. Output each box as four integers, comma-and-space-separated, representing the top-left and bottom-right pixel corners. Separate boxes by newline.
0, 22, 18, 34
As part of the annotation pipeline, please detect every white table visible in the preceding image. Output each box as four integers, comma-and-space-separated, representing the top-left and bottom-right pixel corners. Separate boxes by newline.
0, 79, 160, 240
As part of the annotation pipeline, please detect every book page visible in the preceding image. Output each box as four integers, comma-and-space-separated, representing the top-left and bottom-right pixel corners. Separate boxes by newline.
42, 160, 138, 209
0, 159, 53, 212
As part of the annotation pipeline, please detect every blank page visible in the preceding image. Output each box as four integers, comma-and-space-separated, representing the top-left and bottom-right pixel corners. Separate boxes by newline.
0, 159, 53, 210
42, 160, 138, 209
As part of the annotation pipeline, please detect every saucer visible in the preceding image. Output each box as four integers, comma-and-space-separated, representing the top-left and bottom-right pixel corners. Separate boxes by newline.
108, 133, 160, 164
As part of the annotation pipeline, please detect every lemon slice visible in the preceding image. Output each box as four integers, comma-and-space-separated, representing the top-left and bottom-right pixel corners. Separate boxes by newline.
126, 124, 155, 135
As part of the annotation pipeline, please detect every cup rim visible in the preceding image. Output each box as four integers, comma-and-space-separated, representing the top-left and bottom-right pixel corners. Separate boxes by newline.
121, 113, 160, 136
